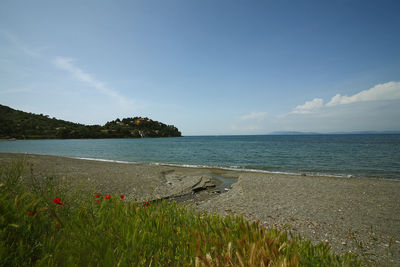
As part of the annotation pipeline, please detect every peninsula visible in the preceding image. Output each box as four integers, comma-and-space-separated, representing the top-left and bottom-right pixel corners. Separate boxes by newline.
0, 104, 181, 139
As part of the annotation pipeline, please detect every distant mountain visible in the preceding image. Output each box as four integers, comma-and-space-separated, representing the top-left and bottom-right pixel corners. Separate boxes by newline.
329, 130, 400, 135
0, 104, 181, 139
269, 131, 400, 135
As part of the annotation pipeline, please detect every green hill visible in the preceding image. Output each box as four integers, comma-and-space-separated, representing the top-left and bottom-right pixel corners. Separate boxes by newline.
0, 104, 181, 139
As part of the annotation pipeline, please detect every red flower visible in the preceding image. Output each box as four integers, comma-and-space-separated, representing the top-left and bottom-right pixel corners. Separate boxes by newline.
95, 194, 100, 198
104, 195, 111, 200
52, 197, 64, 205
120, 194, 125, 199
144, 201, 150, 207
96, 199, 101, 203
28, 211, 36, 216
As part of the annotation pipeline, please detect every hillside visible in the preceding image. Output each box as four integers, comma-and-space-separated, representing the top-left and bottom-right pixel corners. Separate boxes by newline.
0, 104, 181, 139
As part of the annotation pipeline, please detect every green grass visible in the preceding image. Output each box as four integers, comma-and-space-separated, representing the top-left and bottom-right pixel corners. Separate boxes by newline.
0, 160, 362, 266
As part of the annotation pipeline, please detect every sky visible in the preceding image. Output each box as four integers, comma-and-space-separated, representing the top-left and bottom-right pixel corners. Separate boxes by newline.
1, 0, 400, 135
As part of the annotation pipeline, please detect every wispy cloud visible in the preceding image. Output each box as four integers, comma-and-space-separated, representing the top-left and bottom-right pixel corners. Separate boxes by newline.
240, 111, 267, 121
0, 87, 33, 95
0, 29, 43, 58
230, 111, 268, 133
53, 57, 132, 108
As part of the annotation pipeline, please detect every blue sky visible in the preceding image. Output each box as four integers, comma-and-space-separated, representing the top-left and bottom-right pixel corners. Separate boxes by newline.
1, 0, 400, 135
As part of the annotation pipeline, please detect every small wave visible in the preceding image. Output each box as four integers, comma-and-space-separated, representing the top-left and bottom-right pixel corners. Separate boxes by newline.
71, 157, 136, 164
149, 162, 352, 178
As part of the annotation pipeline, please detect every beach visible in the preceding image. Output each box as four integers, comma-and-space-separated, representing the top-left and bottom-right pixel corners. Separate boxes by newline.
1, 153, 399, 265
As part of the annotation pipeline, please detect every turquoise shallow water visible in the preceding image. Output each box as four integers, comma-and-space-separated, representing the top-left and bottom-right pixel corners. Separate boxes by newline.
0, 134, 399, 180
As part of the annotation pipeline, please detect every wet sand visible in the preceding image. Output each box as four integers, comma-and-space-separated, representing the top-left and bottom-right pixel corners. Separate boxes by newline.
1, 153, 399, 265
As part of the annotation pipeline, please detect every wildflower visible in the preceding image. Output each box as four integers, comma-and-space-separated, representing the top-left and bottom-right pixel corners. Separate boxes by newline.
120, 194, 125, 199
52, 197, 64, 205
28, 211, 36, 216
96, 199, 101, 203
144, 201, 150, 207
104, 195, 111, 200
95, 194, 100, 198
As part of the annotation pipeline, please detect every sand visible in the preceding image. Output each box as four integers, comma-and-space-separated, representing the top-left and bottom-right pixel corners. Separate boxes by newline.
1, 153, 399, 265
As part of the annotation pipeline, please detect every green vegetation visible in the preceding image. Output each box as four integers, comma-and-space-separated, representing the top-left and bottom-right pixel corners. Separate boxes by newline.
0, 104, 181, 139
0, 160, 362, 266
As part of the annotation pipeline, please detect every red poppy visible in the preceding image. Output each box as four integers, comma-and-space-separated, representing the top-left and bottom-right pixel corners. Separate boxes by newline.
120, 194, 125, 199
95, 194, 100, 198
144, 201, 150, 207
28, 211, 36, 216
52, 197, 64, 205
104, 195, 111, 200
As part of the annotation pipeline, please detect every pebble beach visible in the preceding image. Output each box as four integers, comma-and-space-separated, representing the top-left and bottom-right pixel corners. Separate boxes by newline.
1, 153, 399, 265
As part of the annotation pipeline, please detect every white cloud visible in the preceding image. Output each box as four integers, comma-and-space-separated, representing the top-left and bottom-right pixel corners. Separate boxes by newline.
240, 111, 267, 121
326, 81, 400, 106
280, 81, 400, 132
291, 98, 324, 114
53, 57, 131, 108
290, 81, 400, 115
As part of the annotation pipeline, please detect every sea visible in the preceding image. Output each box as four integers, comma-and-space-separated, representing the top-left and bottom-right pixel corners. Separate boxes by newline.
1, 134, 399, 180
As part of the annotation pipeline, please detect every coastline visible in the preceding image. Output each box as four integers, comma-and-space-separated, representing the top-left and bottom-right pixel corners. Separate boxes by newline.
1, 134, 399, 180
10, 152, 399, 181
1, 152, 399, 265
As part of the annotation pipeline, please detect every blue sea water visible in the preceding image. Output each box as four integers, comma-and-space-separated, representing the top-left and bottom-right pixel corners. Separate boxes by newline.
0, 135, 399, 180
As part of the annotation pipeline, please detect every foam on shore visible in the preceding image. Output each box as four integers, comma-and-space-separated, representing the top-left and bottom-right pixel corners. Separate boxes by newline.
72, 156, 379, 180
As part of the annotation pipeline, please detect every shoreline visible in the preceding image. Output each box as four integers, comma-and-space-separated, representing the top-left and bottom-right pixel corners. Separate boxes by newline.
1, 152, 399, 265
6, 151, 399, 181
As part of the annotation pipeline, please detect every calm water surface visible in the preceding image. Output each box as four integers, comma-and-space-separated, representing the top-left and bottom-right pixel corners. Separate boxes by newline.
1, 135, 399, 180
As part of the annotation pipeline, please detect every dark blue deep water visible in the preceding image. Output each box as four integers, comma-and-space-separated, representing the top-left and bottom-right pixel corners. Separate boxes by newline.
1, 135, 399, 180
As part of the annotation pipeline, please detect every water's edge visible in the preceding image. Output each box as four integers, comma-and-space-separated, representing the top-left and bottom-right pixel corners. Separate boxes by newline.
1, 134, 399, 180
72, 155, 400, 182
